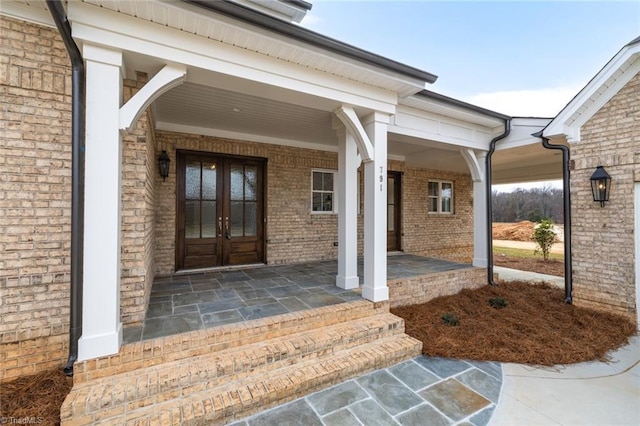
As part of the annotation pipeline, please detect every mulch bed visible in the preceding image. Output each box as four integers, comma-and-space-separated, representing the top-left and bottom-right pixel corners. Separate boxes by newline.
494, 254, 565, 277
1, 368, 72, 426
392, 281, 636, 365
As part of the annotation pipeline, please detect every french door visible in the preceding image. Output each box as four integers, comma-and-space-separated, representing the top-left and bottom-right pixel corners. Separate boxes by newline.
176, 151, 265, 270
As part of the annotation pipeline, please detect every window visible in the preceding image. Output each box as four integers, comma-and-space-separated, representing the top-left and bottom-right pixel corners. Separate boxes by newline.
428, 180, 453, 214
312, 170, 336, 213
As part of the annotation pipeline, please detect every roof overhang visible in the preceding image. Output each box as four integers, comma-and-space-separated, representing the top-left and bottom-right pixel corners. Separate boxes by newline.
544, 37, 640, 142
230, 0, 312, 23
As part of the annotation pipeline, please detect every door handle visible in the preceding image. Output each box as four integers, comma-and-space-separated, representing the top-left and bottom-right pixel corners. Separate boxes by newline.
225, 216, 231, 240
218, 217, 223, 237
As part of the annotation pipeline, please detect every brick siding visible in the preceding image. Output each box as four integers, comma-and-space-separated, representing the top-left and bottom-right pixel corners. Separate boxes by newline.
153, 131, 474, 275
0, 17, 72, 380
570, 69, 640, 321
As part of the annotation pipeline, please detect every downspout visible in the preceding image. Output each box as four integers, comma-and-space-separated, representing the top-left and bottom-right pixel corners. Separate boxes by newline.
47, 0, 85, 376
486, 119, 512, 286
533, 131, 572, 304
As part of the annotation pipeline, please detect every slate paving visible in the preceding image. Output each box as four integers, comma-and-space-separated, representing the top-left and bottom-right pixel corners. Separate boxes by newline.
232, 356, 503, 426
123, 254, 472, 343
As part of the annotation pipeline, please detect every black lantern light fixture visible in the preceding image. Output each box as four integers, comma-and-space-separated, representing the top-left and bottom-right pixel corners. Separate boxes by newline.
590, 165, 611, 207
158, 150, 170, 181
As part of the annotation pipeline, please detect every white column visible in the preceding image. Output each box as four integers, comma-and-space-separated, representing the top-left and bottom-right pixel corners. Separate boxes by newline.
78, 44, 124, 361
473, 151, 488, 267
336, 126, 359, 289
363, 112, 389, 302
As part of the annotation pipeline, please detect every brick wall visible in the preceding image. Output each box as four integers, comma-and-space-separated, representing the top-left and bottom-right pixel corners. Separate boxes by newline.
0, 17, 157, 380
390, 267, 486, 308
119, 75, 156, 327
0, 17, 72, 380
570, 69, 640, 321
153, 131, 474, 274
399, 164, 474, 263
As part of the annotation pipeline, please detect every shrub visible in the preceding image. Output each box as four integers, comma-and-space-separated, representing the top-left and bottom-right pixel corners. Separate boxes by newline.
441, 313, 459, 326
532, 219, 558, 261
489, 297, 508, 309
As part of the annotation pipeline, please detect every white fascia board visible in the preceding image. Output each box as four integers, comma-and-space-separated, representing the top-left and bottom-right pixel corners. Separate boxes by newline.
68, 2, 398, 114
0, 0, 55, 27
496, 117, 551, 150
544, 44, 640, 141
400, 96, 506, 129
156, 121, 338, 153
390, 105, 496, 150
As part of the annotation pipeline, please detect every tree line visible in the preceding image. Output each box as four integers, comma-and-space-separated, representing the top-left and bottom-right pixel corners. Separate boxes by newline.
492, 185, 563, 223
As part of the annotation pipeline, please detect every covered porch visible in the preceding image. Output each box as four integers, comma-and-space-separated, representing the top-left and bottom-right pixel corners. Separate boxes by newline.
123, 254, 476, 343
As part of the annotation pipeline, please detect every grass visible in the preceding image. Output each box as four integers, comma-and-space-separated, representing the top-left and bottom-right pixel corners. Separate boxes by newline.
493, 245, 564, 261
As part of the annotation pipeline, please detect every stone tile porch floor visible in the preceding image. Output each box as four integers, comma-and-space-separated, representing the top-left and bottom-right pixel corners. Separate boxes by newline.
231, 356, 502, 426
123, 254, 472, 343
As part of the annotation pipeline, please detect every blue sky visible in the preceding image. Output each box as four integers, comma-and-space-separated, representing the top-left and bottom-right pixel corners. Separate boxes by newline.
300, 1, 640, 117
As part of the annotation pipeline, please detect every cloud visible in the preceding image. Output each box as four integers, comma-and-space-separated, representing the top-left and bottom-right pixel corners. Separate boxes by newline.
464, 85, 583, 118
297, 12, 323, 29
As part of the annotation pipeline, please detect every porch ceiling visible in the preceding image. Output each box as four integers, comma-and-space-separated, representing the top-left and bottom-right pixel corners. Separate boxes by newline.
153, 81, 474, 174
153, 82, 336, 146
491, 143, 563, 184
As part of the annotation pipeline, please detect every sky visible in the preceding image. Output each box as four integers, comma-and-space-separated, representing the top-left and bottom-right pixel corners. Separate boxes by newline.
299, 1, 640, 118
298, 1, 639, 192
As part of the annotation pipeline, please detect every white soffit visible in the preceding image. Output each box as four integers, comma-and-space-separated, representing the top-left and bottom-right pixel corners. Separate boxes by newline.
78, 0, 427, 97
544, 41, 640, 142
0, 0, 54, 27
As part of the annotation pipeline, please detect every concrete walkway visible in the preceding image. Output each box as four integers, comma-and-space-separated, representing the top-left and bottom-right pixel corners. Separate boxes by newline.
490, 333, 640, 425
493, 266, 564, 288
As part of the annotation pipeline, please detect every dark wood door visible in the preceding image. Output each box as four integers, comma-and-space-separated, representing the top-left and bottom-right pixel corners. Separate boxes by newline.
176, 152, 264, 270
387, 172, 401, 251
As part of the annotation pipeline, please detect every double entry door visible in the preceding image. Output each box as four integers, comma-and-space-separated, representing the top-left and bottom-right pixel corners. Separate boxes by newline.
176, 151, 265, 270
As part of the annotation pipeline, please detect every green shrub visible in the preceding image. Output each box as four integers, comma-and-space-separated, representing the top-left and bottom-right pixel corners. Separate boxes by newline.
532, 219, 559, 261
441, 313, 459, 326
489, 297, 508, 309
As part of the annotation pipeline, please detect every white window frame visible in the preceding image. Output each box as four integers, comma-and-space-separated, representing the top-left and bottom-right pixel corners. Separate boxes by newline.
311, 169, 338, 214
428, 180, 454, 214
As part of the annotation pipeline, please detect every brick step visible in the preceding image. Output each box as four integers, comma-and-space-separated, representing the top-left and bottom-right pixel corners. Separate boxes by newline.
61, 311, 406, 422
73, 299, 382, 383
104, 334, 421, 425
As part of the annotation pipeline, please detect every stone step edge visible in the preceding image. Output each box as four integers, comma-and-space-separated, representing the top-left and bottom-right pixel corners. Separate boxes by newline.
73, 299, 388, 383
74, 334, 422, 425
62, 312, 406, 417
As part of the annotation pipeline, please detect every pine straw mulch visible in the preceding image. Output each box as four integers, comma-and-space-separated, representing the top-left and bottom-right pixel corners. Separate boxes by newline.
494, 254, 565, 277
1, 368, 73, 426
391, 280, 636, 366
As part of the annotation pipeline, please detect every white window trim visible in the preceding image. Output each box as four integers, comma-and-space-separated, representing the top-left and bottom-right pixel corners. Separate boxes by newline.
428, 180, 454, 214
311, 169, 338, 214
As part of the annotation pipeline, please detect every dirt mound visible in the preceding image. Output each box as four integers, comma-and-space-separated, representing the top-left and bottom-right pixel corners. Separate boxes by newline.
493, 221, 536, 242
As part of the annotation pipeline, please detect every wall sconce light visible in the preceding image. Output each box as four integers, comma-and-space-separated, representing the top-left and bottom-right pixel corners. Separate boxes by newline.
158, 150, 170, 181
590, 165, 611, 207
